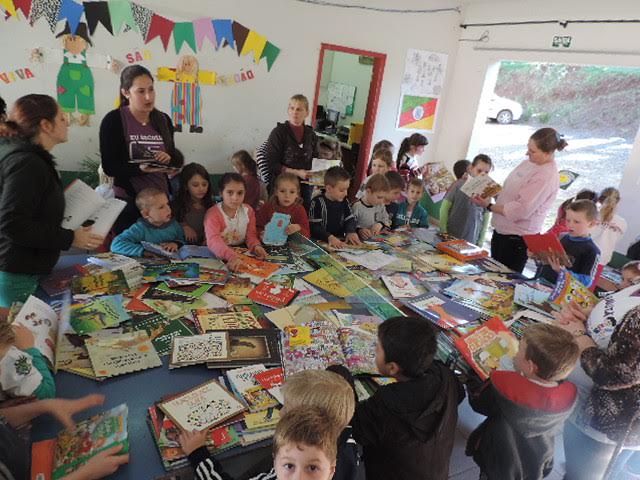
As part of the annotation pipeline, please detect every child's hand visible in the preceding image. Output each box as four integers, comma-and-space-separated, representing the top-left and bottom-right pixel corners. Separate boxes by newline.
285, 224, 301, 235
328, 235, 347, 249
160, 242, 179, 252
12, 324, 34, 350
183, 225, 198, 244
45, 394, 105, 430
179, 429, 208, 456
358, 228, 372, 240
227, 257, 243, 272
72, 444, 129, 479
253, 245, 267, 259
346, 233, 362, 245
372, 223, 384, 236
548, 253, 563, 273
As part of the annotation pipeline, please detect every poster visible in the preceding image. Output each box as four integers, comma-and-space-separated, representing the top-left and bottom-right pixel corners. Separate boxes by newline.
396, 94, 439, 132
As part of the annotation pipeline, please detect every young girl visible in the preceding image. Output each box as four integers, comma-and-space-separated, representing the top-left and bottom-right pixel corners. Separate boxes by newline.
231, 150, 265, 211
172, 163, 214, 245
204, 173, 266, 271
356, 148, 393, 199
256, 173, 310, 239
547, 189, 597, 238
592, 187, 627, 265
620, 261, 640, 289
396, 133, 428, 184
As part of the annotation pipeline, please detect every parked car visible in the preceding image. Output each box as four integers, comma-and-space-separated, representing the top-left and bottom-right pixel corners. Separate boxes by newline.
486, 94, 523, 124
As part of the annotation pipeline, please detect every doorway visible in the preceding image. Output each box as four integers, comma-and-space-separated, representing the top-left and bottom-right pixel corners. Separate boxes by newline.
311, 43, 386, 197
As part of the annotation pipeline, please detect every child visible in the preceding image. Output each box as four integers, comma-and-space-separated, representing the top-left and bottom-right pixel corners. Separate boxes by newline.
371, 139, 394, 159
231, 150, 265, 211
204, 173, 267, 271
547, 189, 597, 238
351, 316, 464, 480
351, 174, 391, 240
619, 261, 640, 289
466, 323, 579, 480
384, 171, 405, 220
0, 322, 54, 400
318, 138, 342, 161
396, 133, 428, 184
172, 163, 214, 245
591, 187, 627, 266
111, 188, 185, 257
453, 159, 471, 180
392, 178, 429, 229
356, 148, 393, 199
440, 154, 493, 245
309, 166, 360, 249
180, 406, 341, 480
256, 172, 311, 239
539, 199, 601, 287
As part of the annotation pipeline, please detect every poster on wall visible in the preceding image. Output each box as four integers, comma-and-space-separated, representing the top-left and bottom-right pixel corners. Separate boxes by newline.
396, 94, 439, 132
327, 81, 356, 116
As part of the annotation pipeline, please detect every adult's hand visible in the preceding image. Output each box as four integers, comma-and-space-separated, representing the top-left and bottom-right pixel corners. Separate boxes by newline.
72, 227, 105, 250
45, 394, 105, 430
472, 194, 491, 208
153, 151, 172, 164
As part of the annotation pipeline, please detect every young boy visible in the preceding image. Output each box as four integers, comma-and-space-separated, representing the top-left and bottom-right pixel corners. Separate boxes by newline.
350, 316, 464, 480
384, 171, 405, 220
453, 159, 471, 180
356, 149, 393, 199
392, 178, 429, 229
539, 199, 601, 287
440, 154, 492, 245
466, 323, 579, 480
351, 174, 391, 240
309, 166, 361, 249
111, 187, 185, 257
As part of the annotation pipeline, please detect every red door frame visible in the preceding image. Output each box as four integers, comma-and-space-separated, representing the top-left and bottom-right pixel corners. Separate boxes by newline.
311, 43, 387, 197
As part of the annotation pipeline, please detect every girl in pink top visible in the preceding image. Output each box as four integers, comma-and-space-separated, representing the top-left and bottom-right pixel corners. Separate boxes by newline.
204, 173, 266, 271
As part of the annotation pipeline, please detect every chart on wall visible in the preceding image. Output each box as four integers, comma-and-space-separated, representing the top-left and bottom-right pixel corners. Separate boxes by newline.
327, 81, 356, 116
396, 49, 448, 133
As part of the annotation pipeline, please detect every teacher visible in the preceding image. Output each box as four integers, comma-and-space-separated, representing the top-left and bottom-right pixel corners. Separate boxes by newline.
474, 127, 566, 273
100, 65, 183, 233
0, 94, 103, 307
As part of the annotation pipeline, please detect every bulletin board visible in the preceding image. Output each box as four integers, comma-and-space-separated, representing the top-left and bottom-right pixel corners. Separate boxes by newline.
327, 81, 356, 116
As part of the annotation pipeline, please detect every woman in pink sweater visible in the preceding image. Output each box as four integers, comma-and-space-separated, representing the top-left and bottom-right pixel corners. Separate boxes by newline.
204, 173, 266, 271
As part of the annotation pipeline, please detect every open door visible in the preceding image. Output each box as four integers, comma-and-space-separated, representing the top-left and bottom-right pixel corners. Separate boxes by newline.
311, 43, 386, 197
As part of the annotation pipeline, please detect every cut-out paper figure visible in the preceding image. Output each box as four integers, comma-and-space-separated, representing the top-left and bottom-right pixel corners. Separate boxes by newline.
157, 55, 216, 133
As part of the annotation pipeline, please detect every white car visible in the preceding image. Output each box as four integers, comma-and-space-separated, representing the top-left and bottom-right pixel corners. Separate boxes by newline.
486, 95, 523, 124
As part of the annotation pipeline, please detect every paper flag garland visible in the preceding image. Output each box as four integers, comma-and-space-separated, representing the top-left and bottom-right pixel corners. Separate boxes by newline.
240, 30, 267, 63
84, 1, 113, 35
260, 42, 281, 72
108, 0, 137, 34
0, 0, 16, 17
57, 0, 83, 34
129, 2, 152, 38
146, 13, 174, 50
173, 21, 196, 53
232, 21, 250, 55
213, 19, 234, 49
193, 17, 216, 50
29, 0, 62, 32
13, 0, 32, 18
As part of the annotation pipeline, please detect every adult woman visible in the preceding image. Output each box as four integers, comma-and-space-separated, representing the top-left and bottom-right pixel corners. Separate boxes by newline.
100, 65, 183, 233
264, 94, 317, 210
474, 127, 566, 273
0, 94, 103, 307
396, 133, 428, 184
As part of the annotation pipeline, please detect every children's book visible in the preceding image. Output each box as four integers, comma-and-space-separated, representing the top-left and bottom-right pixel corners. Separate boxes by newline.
159, 379, 246, 431
40, 265, 88, 297
523, 233, 572, 267
70, 295, 130, 334
263, 304, 322, 330
337, 316, 382, 374
453, 317, 519, 380
338, 250, 396, 271
384, 258, 413, 273
254, 367, 284, 404
419, 253, 484, 275
31, 438, 56, 480
248, 280, 299, 309
213, 277, 254, 305
436, 239, 488, 262
193, 309, 261, 333
156, 282, 212, 299
170, 332, 230, 368
381, 275, 421, 299
281, 320, 346, 376
513, 283, 555, 318
12, 295, 60, 366
52, 404, 128, 479
470, 256, 514, 274
132, 316, 196, 356
85, 330, 162, 378
142, 298, 205, 320
71, 270, 129, 296
548, 269, 599, 310
264, 245, 295, 265
303, 268, 353, 298
445, 279, 514, 319
263, 213, 290, 246
61, 179, 127, 237
403, 291, 484, 329
141, 242, 215, 260
226, 365, 280, 412
205, 329, 282, 369
86, 253, 144, 290
143, 284, 201, 302
243, 408, 281, 432
460, 174, 502, 200
423, 162, 456, 202
142, 263, 200, 282
236, 255, 280, 279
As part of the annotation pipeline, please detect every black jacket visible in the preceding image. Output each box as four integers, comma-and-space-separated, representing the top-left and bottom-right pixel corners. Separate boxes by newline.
0, 138, 73, 274
265, 121, 317, 184
351, 361, 465, 480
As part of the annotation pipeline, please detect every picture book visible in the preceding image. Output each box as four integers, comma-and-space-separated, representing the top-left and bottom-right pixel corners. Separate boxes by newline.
156, 282, 212, 299
71, 270, 129, 296
226, 365, 280, 412
52, 404, 128, 480
170, 332, 230, 368
513, 283, 555, 318
403, 291, 483, 329
85, 330, 162, 378
248, 280, 299, 309
243, 408, 281, 432
254, 367, 284, 404
55, 331, 94, 375
303, 268, 353, 298
142, 298, 205, 320
70, 295, 130, 334
236, 255, 280, 279
213, 277, 254, 305
193, 268, 230, 285
194, 309, 261, 333
548, 269, 599, 310
453, 317, 519, 380
281, 320, 346, 376
142, 284, 202, 302
263, 213, 290, 246
337, 316, 381, 374
445, 279, 514, 319
419, 253, 484, 275
159, 379, 246, 431
141, 242, 215, 260
423, 162, 456, 202
460, 174, 502, 200
264, 245, 295, 265
292, 278, 321, 301
131, 315, 196, 356
523, 233, 572, 267
338, 250, 396, 271
384, 258, 413, 273
62, 179, 126, 237
381, 275, 421, 299
470, 256, 514, 274
436, 239, 488, 262
206, 329, 282, 368
12, 295, 60, 366
40, 264, 88, 297
263, 304, 323, 330
142, 262, 200, 282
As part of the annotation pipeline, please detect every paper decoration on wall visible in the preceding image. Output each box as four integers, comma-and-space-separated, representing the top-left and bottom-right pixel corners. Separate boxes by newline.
13, 0, 32, 18
57, 0, 83, 34
129, 3, 152, 38
397, 94, 439, 132
84, 1, 113, 35
124, 48, 151, 64
260, 42, 281, 72
29, 0, 61, 32
0, 67, 35, 84
0, 0, 16, 17
327, 82, 356, 116
193, 17, 216, 50
232, 21, 250, 54
241, 31, 267, 64
108, 0, 137, 34
213, 19, 234, 49
173, 22, 196, 53
146, 13, 174, 50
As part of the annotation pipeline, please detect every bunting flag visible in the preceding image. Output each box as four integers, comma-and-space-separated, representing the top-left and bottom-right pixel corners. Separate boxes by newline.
193, 17, 216, 50
212, 19, 233, 49
29, 0, 61, 31
173, 21, 196, 53
231, 21, 249, 55
145, 13, 173, 50
0, 0, 16, 17
240, 30, 267, 63
57, 0, 83, 34
13, 0, 31, 18
108, 0, 136, 34
84, 1, 112, 35
130, 2, 152, 38
260, 41, 281, 72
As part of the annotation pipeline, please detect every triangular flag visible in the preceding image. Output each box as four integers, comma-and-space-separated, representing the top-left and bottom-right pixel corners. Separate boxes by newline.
173, 21, 196, 53
108, 0, 137, 34
240, 30, 267, 63
212, 19, 233, 49
13, 0, 31, 18
145, 13, 173, 51
231, 21, 249, 55
193, 17, 216, 50
57, 0, 83, 34
260, 41, 281, 72
29, 0, 61, 31
0, 0, 16, 17
83, 1, 112, 35
130, 2, 152, 39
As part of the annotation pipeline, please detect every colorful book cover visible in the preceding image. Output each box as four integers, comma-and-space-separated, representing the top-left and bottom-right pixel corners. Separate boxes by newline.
40, 265, 88, 297
213, 277, 254, 305
142, 262, 200, 282
303, 268, 353, 298
170, 332, 230, 368
548, 269, 599, 310
53, 404, 128, 480
156, 282, 212, 299
423, 162, 455, 202
248, 280, 299, 309
71, 270, 129, 296
70, 295, 130, 334
206, 329, 282, 368
236, 255, 280, 279
384, 258, 413, 273
85, 330, 162, 378
263, 213, 290, 246
436, 239, 488, 261
403, 291, 482, 329
263, 304, 321, 331
381, 275, 421, 299
31, 438, 56, 480
194, 309, 261, 333
255, 367, 284, 404
523, 233, 571, 267
513, 284, 555, 318
243, 408, 281, 431
134, 316, 195, 357
280, 320, 346, 376
459, 174, 502, 199
338, 318, 380, 375
142, 284, 201, 302
264, 245, 295, 265
142, 298, 205, 320
226, 364, 279, 412
419, 253, 484, 275
453, 317, 519, 380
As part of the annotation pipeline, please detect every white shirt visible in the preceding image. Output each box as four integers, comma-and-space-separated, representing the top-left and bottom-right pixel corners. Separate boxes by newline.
591, 213, 627, 265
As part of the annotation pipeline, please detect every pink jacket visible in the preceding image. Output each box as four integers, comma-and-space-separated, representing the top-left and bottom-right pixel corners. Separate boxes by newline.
204, 203, 261, 261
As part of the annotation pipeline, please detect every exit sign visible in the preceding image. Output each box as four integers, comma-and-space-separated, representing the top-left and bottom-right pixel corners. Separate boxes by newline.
552, 36, 572, 48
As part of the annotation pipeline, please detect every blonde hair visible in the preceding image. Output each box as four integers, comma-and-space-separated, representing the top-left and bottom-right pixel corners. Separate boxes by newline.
289, 94, 309, 112
523, 324, 579, 381
599, 187, 621, 224
176, 55, 199, 81
273, 406, 340, 462
282, 370, 355, 429
271, 172, 301, 205
0, 320, 15, 346
135, 187, 166, 211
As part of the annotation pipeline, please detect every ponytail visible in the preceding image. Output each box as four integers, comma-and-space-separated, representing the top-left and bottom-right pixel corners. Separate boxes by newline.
530, 128, 568, 153
396, 133, 427, 169
599, 187, 620, 224
396, 138, 411, 170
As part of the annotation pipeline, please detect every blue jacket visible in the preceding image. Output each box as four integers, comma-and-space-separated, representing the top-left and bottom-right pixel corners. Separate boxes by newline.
111, 218, 185, 257
392, 200, 429, 229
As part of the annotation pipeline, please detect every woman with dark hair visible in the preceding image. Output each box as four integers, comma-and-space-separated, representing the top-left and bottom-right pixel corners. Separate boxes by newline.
0, 94, 103, 307
396, 133, 428, 184
474, 127, 567, 273
100, 65, 183, 233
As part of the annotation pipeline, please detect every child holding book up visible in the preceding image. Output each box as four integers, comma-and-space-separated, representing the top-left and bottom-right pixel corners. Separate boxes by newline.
392, 178, 429, 229
204, 173, 267, 271
256, 172, 310, 239
172, 163, 214, 245
111, 187, 185, 257
351, 174, 391, 240
231, 150, 266, 211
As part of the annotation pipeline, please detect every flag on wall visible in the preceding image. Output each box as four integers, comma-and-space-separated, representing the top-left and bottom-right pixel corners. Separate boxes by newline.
396, 94, 439, 132
145, 13, 174, 50
57, 0, 83, 34
173, 21, 196, 53
84, 1, 113, 35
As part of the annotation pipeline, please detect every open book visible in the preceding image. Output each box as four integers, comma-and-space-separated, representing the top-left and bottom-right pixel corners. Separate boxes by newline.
62, 179, 126, 237
523, 233, 571, 267
460, 174, 502, 200
306, 158, 342, 186
141, 242, 214, 260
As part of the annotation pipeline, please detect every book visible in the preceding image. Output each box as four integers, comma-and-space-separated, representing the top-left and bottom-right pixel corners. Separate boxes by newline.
205, 329, 282, 369
226, 365, 280, 412
264, 245, 295, 265
142, 262, 200, 282
86, 253, 144, 289
243, 408, 280, 432
453, 317, 519, 380
337, 316, 382, 374
263, 213, 290, 246
40, 265, 88, 297
303, 268, 353, 298
403, 291, 483, 329
159, 379, 246, 431
423, 162, 456, 202
141, 242, 215, 260
281, 319, 346, 376
513, 283, 555, 318
263, 304, 323, 330
193, 309, 261, 333
306, 159, 341, 186
254, 367, 285, 404
338, 250, 396, 271
131, 315, 196, 356
548, 269, 599, 310
156, 282, 212, 299
12, 295, 60, 366
235, 255, 280, 279
523, 233, 571, 267
70, 295, 130, 334
143, 298, 205, 320
381, 275, 421, 299
71, 270, 129, 296
52, 404, 128, 479
85, 330, 162, 378
31, 438, 56, 480
170, 332, 230, 368
248, 280, 299, 309
213, 277, 254, 305
419, 253, 484, 275
460, 174, 502, 199
444, 279, 514, 319
61, 179, 126, 237
436, 239, 488, 261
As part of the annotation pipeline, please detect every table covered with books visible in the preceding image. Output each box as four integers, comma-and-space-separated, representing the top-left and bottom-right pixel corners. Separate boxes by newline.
22, 230, 602, 479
